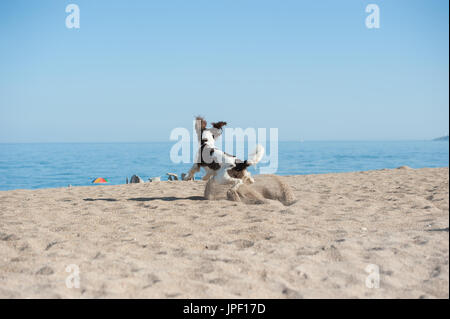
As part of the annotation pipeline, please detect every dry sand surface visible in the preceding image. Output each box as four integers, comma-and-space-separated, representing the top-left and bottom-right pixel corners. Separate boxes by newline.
0, 167, 448, 298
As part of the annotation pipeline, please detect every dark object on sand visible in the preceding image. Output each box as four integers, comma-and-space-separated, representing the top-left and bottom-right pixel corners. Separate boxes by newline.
130, 175, 144, 183
167, 173, 179, 181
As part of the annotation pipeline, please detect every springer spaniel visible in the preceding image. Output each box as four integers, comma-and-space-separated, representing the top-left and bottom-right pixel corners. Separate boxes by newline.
183, 116, 226, 181
183, 117, 264, 192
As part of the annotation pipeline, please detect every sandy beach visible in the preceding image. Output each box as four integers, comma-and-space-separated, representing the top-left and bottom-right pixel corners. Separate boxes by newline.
0, 167, 448, 299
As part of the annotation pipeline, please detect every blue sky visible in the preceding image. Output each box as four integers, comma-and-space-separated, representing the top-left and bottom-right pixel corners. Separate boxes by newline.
0, 0, 448, 142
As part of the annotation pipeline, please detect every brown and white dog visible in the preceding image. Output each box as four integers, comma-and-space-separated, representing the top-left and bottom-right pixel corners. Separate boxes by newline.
183, 116, 227, 181
183, 117, 264, 191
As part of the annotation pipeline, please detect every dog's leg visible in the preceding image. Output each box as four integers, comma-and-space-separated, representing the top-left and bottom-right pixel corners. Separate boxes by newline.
227, 188, 241, 202
213, 170, 242, 201
204, 177, 215, 200
184, 164, 200, 181
215, 166, 244, 192
230, 178, 243, 191
242, 171, 255, 184
202, 168, 216, 181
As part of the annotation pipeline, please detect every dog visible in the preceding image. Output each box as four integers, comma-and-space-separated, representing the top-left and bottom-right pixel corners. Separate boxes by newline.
184, 116, 265, 192
206, 144, 264, 189
183, 116, 227, 181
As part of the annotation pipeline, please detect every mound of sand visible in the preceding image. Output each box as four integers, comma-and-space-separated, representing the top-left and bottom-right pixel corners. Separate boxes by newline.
204, 174, 297, 206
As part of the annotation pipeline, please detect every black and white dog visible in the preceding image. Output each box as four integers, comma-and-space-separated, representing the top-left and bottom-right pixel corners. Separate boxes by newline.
183, 117, 264, 191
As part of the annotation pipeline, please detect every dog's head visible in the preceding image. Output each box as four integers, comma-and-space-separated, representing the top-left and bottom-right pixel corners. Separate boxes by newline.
228, 165, 253, 184
209, 121, 227, 140
196, 117, 228, 145
211, 121, 227, 130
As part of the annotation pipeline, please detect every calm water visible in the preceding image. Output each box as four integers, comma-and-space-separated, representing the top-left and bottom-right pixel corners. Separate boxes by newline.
0, 141, 448, 191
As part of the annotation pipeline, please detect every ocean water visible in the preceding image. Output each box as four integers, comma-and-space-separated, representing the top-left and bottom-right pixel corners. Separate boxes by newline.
0, 141, 448, 191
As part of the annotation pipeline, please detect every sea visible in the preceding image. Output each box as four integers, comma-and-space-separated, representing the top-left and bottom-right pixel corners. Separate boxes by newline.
0, 141, 448, 191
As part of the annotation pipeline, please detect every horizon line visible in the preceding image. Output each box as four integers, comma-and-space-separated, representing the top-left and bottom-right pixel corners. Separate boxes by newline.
0, 138, 448, 144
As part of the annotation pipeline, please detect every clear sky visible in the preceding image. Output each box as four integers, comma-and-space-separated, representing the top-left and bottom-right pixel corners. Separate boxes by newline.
0, 0, 448, 142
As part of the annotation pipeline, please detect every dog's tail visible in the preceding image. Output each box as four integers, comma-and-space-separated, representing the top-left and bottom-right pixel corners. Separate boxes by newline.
231, 145, 265, 171
247, 144, 265, 166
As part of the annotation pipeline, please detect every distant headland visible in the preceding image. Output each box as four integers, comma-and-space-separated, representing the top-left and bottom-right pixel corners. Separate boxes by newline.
433, 135, 449, 141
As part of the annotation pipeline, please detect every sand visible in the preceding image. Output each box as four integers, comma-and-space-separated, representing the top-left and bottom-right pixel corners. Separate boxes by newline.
0, 167, 448, 299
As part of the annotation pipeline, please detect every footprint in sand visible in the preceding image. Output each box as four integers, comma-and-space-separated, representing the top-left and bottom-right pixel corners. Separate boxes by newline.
281, 285, 303, 299
321, 245, 344, 262
143, 273, 161, 289
430, 266, 441, 278
297, 246, 319, 256
231, 239, 254, 249
36, 266, 54, 275
0, 233, 19, 241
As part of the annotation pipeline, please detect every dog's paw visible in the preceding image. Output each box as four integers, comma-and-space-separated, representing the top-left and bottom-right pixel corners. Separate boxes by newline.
182, 174, 193, 181
227, 189, 241, 202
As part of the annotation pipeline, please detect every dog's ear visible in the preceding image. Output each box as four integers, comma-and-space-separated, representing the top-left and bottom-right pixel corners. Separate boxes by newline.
195, 116, 207, 130
195, 116, 207, 140
195, 116, 207, 139
212, 121, 227, 129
